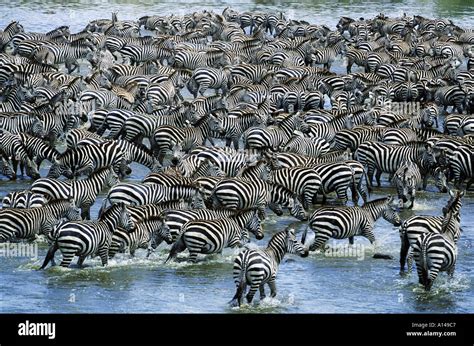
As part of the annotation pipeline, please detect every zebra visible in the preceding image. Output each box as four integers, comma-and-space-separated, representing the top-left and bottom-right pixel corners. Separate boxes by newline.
0, 114, 45, 137
160, 208, 237, 242
17, 132, 60, 169
399, 189, 463, 274
391, 160, 423, 209
311, 162, 356, 205
448, 145, 474, 189
166, 209, 263, 263
267, 167, 322, 209
40, 203, 134, 268
355, 141, 436, 188
31, 167, 119, 220
0, 199, 81, 242
0, 129, 40, 179
152, 113, 224, 158
121, 108, 187, 145
48, 141, 130, 179
32, 41, 94, 73
2, 190, 46, 208
243, 112, 307, 151
109, 217, 173, 258
229, 228, 308, 307
282, 134, 331, 157
210, 178, 307, 220
187, 66, 232, 98
312, 39, 346, 71
215, 113, 264, 150
302, 196, 401, 251
413, 190, 463, 290
0, 21, 24, 51
101, 182, 202, 210
0, 155, 15, 180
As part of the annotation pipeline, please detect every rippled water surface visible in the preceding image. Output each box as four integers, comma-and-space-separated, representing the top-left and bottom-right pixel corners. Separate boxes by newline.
0, 0, 473, 313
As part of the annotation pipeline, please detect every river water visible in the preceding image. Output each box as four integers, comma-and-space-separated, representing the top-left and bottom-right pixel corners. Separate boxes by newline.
0, 0, 473, 313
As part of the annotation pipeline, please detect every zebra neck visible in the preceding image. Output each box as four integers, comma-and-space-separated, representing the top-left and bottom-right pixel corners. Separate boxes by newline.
265, 234, 286, 264
363, 203, 386, 223
442, 211, 460, 243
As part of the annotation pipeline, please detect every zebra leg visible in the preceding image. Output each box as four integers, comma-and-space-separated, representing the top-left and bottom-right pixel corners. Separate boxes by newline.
259, 285, 266, 300
399, 233, 410, 274
245, 284, 259, 304
366, 165, 375, 188
349, 236, 354, 245
39, 241, 59, 269
375, 170, 382, 187
59, 251, 76, 268
447, 265, 456, 279
188, 252, 199, 263
81, 205, 91, 220
99, 248, 109, 266
268, 280, 277, 298
77, 256, 87, 268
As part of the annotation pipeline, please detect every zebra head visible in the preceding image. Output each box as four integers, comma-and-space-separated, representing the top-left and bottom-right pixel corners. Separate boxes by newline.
152, 219, 173, 246
441, 189, 464, 243
442, 188, 464, 217
433, 167, 449, 193
25, 158, 40, 180
245, 209, 264, 240
64, 198, 82, 221
118, 204, 134, 232
288, 197, 307, 221
106, 170, 120, 187
0, 157, 16, 180
208, 113, 225, 135
382, 205, 402, 227
190, 186, 206, 209
285, 228, 309, 257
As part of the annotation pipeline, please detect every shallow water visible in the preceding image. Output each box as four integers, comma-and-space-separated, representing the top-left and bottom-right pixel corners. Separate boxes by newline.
0, 0, 473, 313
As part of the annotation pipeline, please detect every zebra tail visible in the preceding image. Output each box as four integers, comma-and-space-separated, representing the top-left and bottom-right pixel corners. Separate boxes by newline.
165, 234, 186, 263
39, 240, 59, 270
229, 250, 249, 307
420, 239, 430, 288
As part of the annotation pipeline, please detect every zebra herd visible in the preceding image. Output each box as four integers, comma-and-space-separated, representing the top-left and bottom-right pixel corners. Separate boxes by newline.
0, 9, 473, 307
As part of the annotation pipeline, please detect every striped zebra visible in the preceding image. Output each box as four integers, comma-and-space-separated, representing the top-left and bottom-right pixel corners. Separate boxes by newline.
166, 209, 263, 263
0, 114, 45, 137
267, 167, 322, 209
355, 141, 436, 188
2, 190, 46, 208
0, 199, 81, 242
302, 196, 401, 251
243, 112, 307, 151
152, 113, 224, 157
17, 132, 59, 169
31, 167, 118, 220
457, 115, 474, 136
0, 129, 40, 179
214, 113, 264, 150
32, 41, 94, 73
0, 21, 24, 50
311, 162, 356, 205
160, 208, 237, 241
187, 66, 232, 98
40, 203, 134, 268
399, 188, 463, 274
121, 108, 187, 145
229, 228, 308, 307
448, 146, 474, 189
109, 217, 173, 258
48, 141, 130, 179
413, 190, 463, 290
101, 182, 201, 210
0, 155, 15, 179
282, 134, 331, 158
312, 39, 346, 71
392, 161, 422, 209
210, 178, 307, 220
